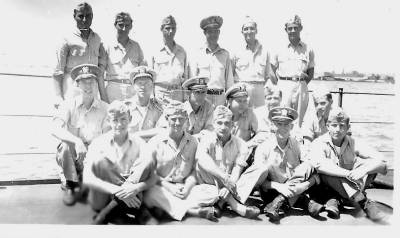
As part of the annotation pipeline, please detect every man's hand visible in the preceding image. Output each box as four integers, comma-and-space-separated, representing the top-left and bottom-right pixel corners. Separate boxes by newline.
218, 187, 230, 200
53, 96, 64, 109
275, 183, 296, 198
115, 183, 141, 199
74, 139, 87, 163
222, 175, 238, 197
175, 184, 191, 199
163, 181, 185, 199
347, 168, 367, 181
119, 195, 141, 208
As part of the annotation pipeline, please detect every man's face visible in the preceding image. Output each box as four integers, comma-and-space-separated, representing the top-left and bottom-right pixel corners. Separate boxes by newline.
327, 121, 349, 142
115, 19, 132, 37
204, 27, 220, 45
77, 77, 96, 97
213, 117, 232, 138
74, 7, 93, 30
242, 22, 257, 42
285, 24, 301, 42
229, 96, 248, 114
133, 77, 153, 98
314, 96, 332, 118
189, 90, 207, 107
167, 114, 187, 134
273, 120, 293, 141
265, 91, 282, 110
108, 112, 131, 137
161, 24, 176, 41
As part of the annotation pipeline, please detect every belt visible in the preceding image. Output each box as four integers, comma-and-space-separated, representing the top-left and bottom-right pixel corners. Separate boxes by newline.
279, 77, 304, 81
241, 81, 266, 85
154, 82, 181, 90
107, 79, 132, 84
207, 88, 224, 95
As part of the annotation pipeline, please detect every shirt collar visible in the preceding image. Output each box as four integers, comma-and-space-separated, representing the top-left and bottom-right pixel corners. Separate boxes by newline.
321, 133, 350, 150
75, 96, 100, 110
288, 40, 305, 49
73, 28, 93, 39
113, 38, 132, 50
125, 95, 151, 110
204, 44, 222, 54
245, 40, 262, 53
160, 41, 178, 53
271, 135, 292, 152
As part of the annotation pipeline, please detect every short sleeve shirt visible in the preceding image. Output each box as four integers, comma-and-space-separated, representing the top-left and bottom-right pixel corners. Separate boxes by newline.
105, 39, 146, 81
273, 41, 315, 78
124, 96, 163, 133
148, 132, 197, 183
151, 43, 189, 85
232, 40, 271, 83
54, 29, 106, 77
302, 115, 328, 141
254, 136, 302, 183
190, 45, 234, 90
196, 132, 248, 175
54, 96, 109, 143
183, 100, 215, 135
231, 109, 258, 142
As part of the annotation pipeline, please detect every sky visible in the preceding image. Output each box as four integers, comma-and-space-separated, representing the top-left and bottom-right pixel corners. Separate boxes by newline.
0, 0, 398, 75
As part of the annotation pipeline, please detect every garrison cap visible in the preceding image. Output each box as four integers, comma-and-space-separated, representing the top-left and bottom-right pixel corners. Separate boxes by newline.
213, 105, 233, 120
327, 107, 350, 124
71, 64, 100, 82
108, 100, 131, 118
285, 15, 302, 28
225, 83, 248, 99
164, 100, 188, 118
269, 107, 298, 123
115, 12, 133, 25
130, 66, 156, 83
200, 15, 223, 30
182, 76, 209, 91
161, 15, 176, 28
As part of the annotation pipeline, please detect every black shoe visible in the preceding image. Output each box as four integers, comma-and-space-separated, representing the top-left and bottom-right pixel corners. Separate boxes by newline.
325, 198, 340, 219
63, 188, 76, 206
213, 204, 223, 218
264, 194, 287, 222
307, 198, 324, 217
244, 206, 260, 219
361, 199, 387, 222
198, 206, 218, 222
136, 207, 159, 225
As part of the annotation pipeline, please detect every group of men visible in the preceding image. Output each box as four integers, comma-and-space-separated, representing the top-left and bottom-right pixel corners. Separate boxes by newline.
50, 2, 388, 225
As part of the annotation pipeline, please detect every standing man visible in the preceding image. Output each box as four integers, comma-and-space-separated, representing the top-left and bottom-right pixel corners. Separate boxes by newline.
53, 2, 108, 107
125, 66, 163, 141
234, 107, 322, 222
307, 107, 388, 222
272, 15, 315, 127
232, 16, 277, 108
144, 101, 220, 222
181, 76, 215, 136
151, 15, 189, 103
52, 64, 109, 206
83, 101, 157, 224
105, 12, 147, 103
195, 106, 260, 219
190, 15, 234, 106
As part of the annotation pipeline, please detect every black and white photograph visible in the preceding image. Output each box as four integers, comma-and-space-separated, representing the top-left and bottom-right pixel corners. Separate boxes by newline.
0, 0, 396, 231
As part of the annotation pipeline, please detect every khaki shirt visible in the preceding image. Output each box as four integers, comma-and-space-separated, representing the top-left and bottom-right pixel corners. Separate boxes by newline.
148, 132, 197, 183
302, 115, 328, 141
190, 45, 234, 90
124, 96, 163, 133
273, 41, 315, 78
254, 136, 302, 183
231, 109, 258, 142
307, 133, 385, 172
105, 39, 146, 81
54, 96, 109, 143
54, 29, 107, 77
232, 40, 271, 83
86, 131, 152, 183
183, 100, 214, 135
151, 43, 189, 86
196, 132, 248, 175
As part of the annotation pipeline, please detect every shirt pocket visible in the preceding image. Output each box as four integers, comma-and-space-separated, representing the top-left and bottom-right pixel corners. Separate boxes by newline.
69, 45, 85, 57
236, 58, 250, 71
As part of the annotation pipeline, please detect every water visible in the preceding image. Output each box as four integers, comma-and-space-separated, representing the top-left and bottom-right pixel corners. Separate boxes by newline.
307, 80, 395, 168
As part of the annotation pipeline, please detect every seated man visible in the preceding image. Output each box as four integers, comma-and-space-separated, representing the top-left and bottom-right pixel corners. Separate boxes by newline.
235, 107, 321, 222
225, 83, 258, 143
195, 105, 260, 220
181, 76, 215, 136
124, 66, 163, 141
52, 64, 109, 206
307, 107, 388, 222
83, 101, 157, 224
144, 101, 219, 222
